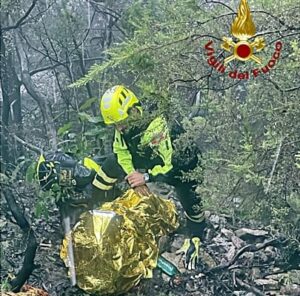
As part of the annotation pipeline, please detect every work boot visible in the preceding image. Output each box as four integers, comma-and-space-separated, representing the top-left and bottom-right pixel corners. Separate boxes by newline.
186, 218, 207, 240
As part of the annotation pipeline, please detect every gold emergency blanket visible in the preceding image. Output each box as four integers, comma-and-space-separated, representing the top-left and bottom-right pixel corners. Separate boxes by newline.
60, 189, 179, 295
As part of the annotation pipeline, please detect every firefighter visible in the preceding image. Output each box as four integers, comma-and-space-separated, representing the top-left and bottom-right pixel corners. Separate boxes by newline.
97, 85, 206, 269
36, 85, 206, 269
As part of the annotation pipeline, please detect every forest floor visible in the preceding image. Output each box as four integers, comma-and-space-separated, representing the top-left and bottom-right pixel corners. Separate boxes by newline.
1, 182, 299, 296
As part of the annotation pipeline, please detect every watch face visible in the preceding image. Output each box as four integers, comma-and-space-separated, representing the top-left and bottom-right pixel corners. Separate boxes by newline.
144, 173, 149, 182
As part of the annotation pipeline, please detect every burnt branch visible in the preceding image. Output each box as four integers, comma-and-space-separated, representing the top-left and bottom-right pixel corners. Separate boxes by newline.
236, 278, 266, 296
2, 187, 38, 292
207, 238, 283, 273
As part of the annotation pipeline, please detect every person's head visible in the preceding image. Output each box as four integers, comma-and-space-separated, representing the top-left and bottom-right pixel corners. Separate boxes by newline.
100, 85, 142, 131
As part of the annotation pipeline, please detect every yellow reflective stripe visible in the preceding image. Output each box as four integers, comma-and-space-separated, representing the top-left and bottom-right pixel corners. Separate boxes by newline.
83, 157, 100, 172
84, 157, 117, 184
97, 167, 117, 184
149, 163, 173, 176
184, 211, 205, 223
92, 178, 113, 191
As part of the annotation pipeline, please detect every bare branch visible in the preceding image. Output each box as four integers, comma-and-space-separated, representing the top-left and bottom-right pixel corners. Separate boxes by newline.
15, 31, 58, 150
285, 85, 300, 92
170, 74, 211, 85
13, 134, 42, 154
1, 0, 38, 32
2, 187, 38, 292
236, 278, 266, 296
207, 238, 282, 273
204, 0, 235, 13
265, 137, 284, 194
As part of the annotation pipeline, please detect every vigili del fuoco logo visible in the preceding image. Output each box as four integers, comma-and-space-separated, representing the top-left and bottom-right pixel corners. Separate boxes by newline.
204, 0, 283, 80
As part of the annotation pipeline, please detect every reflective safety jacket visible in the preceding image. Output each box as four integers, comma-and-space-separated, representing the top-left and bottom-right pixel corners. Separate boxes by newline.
113, 116, 173, 180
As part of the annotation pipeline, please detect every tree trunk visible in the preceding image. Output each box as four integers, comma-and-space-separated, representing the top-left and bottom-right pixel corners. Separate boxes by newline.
0, 23, 20, 167
15, 31, 57, 151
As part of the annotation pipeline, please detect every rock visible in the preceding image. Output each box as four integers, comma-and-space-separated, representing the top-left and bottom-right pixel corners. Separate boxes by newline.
161, 251, 185, 273
225, 245, 236, 261
209, 214, 220, 229
251, 267, 262, 279
204, 210, 211, 218
259, 251, 269, 263
161, 273, 170, 282
266, 273, 288, 282
239, 252, 254, 263
280, 284, 300, 295
209, 242, 228, 255
288, 270, 300, 285
158, 235, 170, 253
255, 278, 279, 290
190, 292, 205, 296
209, 214, 227, 230
231, 235, 246, 249
199, 249, 216, 268
265, 246, 276, 259
186, 279, 198, 292
205, 227, 215, 241
233, 291, 245, 296
221, 228, 234, 240
235, 228, 268, 242
0, 218, 8, 231
245, 293, 256, 296
170, 234, 185, 252
265, 270, 300, 290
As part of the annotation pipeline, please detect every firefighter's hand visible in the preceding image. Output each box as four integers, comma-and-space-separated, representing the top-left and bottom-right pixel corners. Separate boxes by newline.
134, 185, 151, 197
125, 171, 146, 187
176, 237, 201, 270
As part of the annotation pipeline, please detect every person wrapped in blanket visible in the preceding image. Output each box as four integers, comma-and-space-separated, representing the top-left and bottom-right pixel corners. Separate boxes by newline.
37, 85, 206, 270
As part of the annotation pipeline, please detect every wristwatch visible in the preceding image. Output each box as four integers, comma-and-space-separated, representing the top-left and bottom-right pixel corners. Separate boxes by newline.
143, 173, 150, 182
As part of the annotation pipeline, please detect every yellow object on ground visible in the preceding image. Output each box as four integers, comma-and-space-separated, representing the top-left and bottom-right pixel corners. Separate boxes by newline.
60, 189, 179, 295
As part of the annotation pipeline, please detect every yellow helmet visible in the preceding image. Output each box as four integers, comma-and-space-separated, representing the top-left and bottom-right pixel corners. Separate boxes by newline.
100, 85, 142, 125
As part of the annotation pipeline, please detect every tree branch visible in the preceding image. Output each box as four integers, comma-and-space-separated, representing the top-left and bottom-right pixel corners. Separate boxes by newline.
207, 238, 282, 273
1, 0, 37, 32
265, 137, 284, 194
285, 85, 300, 92
2, 187, 38, 292
236, 278, 266, 296
204, 0, 235, 13
13, 134, 42, 154
15, 31, 58, 150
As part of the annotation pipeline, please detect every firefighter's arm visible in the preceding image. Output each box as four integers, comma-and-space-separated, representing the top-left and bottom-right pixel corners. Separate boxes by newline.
113, 129, 135, 175
141, 116, 173, 180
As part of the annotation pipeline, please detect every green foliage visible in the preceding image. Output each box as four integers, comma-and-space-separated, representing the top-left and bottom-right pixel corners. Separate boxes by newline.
78, 112, 103, 124
34, 186, 74, 218
58, 122, 73, 136
79, 97, 98, 111
25, 162, 37, 183
27, 0, 300, 236
0, 276, 12, 292
56, 0, 300, 239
